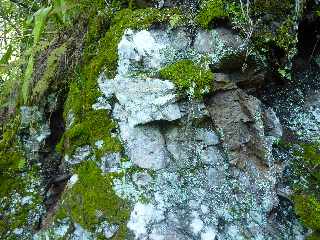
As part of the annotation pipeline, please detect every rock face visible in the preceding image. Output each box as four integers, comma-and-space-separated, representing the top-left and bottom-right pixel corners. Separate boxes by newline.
93, 27, 304, 239
261, 64, 320, 143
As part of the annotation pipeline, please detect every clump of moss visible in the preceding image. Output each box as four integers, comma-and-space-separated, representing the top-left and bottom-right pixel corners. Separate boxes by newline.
251, 0, 293, 19
32, 43, 67, 101
307, 231, 320, 240
0, 116, 25, 174
226, 0, 298, 79
56, 160, 130, 238
294, 195, 320, 231
0, 116, 44, 238
292, 143, 320, 236
299, 143, 320, 166
58, 7, 182, 158
0, 165, 44, 239
196, 0, 227, 29
159, 59, 214, 98
57, 109, 122, 158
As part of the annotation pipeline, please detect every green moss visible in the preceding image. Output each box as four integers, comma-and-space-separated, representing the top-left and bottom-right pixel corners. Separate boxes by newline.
0, 116, 25, 172
22, 6, 53, 104
32, 43, 67, 101
225, 0, 297, 79
196, 0, 227, 29
58, 7, 182, 158
0, 117, 43, 239
57, 109, 122, 157
294, 195, 320, 231
0, 165, 43, 231
292, 142, 320, 234
85, 7, 181, 79
159, 59, 214, 98
56, 160, 130, 238
251, 0, 293, 18
298, 143, 320, 166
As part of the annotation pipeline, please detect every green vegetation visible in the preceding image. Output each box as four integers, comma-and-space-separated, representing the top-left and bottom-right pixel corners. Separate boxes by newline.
57, 109, 122, 158
54, 4, 183, 237
56, 160, 130, 238
0, 0, 314, 238
0, 116, 25, 172
226, 0, 298, 79
294, 195, 320, 231
32, 43, 67, 100
159, 59, 214, 98
23, 6, 53, 103
0, 115, 44, 239
0, 167, 43, 239
58, 6, 182, 159
85, 7, 181, 79
196, 0, 227, 28
293, 143, 320, 237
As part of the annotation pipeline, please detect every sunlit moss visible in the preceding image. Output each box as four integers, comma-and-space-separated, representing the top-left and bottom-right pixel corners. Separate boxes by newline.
196, 0, 227, 29
57, 109, 122, 157
294, 195, 320, 231
56, 160, 130, 238
32, 43, 67, 101
159, 59, 214, 98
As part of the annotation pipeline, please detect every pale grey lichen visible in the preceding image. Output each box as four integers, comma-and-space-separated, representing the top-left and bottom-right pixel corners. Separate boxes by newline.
92, 27, 305, 240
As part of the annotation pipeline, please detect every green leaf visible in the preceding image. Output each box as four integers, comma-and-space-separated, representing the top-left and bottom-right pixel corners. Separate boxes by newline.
0, 45, 13, 65
32, 6, 52, 45
53, 0, 68, 24
22, 53, 35, 103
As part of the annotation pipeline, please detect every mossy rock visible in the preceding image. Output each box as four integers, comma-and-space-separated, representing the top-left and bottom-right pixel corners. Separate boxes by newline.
57, 109, 122, 158
55, 160, 130, 238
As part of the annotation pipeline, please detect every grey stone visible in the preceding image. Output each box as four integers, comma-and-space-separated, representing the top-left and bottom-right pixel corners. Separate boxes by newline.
100, 152, 121, 173
194, 28, 244, 55
19, 106, 51, 162
92, 96, 112, 111
66, 145, 92, 165
118, 123, 169, 170
195, 128, 220, 146
71, 223, 93, 240
264, 107, 283, 138
98, 221, 119, 239
66, 111, 75, 130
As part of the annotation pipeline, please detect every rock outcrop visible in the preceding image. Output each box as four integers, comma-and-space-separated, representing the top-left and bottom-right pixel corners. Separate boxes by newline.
88, 27, 303, 239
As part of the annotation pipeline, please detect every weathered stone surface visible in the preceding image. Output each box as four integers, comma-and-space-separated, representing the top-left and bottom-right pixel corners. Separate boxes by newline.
65, 145, 92, 165
97, 221, 119, 239
207, 89, 281, 168
115, 119, 170, 170
194, 28, 244, 55
93, 27, 305, 240
100, 152, 122, 173
99, 75, 182, 126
